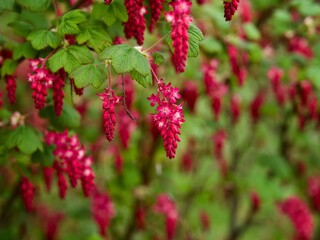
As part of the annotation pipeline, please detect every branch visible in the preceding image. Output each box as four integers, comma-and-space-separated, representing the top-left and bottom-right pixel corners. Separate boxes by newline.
121, 74, 136, 121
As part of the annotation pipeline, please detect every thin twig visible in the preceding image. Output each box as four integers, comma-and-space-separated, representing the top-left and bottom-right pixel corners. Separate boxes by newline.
121, 74, 136, 121
143, 33, 169, 53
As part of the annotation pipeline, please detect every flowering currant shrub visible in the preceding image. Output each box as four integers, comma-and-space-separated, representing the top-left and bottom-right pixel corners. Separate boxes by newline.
1, 0, 320, 239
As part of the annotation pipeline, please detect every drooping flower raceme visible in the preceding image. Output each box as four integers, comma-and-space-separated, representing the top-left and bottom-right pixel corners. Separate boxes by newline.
224, 0, 240, 21
148, 80, 185, 159
21, 177, 35, 212
5, 75, 16, 104
149, 0, 164, 33
278, 197, 314, 240
124, 0, 147, 45
166, 0, 192, 73
98, 88, 121, 142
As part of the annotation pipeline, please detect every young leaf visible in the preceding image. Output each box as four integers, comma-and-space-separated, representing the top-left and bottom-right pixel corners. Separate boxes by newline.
16, 0, 51, 12
152, 52, 165, 65
76, 21, 112, 53
13, 42, 37, 60
48, 45, 94, 73
70, 63, 105, 88
58, 10, 87, 35
40, 103, 81, 130
91, 3, 116, 26
6, 126, 43, 155
1, 59, 17, 77
27, 29, 62, 50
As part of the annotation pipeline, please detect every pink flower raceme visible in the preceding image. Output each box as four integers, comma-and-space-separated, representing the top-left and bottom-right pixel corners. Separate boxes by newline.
52, 70, 65, 116
212, 130, 227, 159
308, 176, 320, 212
113, 36, 125, 45
5, 75, 16, 104
91, 189, 115, 237
104, 0, 112, 5
28, 59, 55, 110
239, 0, 252, 22
278, 197, 314, 240
117, 109, 137, 149
288, 37, 313, 59
224, 0, 240, 21
181, 80, 198, 113
124, 0, 147, 45
210, 82, 228, 120
250, 91, 265, 123
149, 0, 164, 32
148, 80, 185, 159
45, 131, 95, 197
153, 194, 179, 240
199, 210, 210, 231
43, 167, 54, 192
227, 44, 247, 86
135, 206, 146, 230
98, 88, 121, 142
268, 67, 287, 105
202, 59, 219, 94
21, 177, 35, 212
166, 0, 192, 73
230, 94, 241, 123
180, 151, 193, 172
250, 192, 260, 213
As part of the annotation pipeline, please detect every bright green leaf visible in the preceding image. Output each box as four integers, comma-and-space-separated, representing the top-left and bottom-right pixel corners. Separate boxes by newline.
91, 3, 116, 26
16, 0, 51, 12
1, 59, 17, 77
76, 21, 112, 53
27, 29, 62, 50
48, 45, 94, 73
130, 69, 152, 88
13, 42, 37, 60
40, 103, 81, 130
243, 23, 261, 41
58, 10, 87, 35
111, 1, 128, 22
70, 63, 104, 88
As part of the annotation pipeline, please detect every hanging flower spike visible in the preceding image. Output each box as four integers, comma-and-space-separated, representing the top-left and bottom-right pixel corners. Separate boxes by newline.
153, 194, 179, 240
5, 75, 16, 104
91, 189, 115, 237
71, 78, 84, 96
149, 0, 164, 33
53, 70, 65, 116
250, 91, 265, 123
98, 88, 121, 142
250, 192, 261, 213
239, 0, 252, 23
148, 80, 185, 159
181, 80, 198, 113
166, 0, 192, 73
81, 157, 95, 197
230, 94, 241, 124
43, 167, 54, 192
278, 197, 314, 240
0, 91, 3, 109
308, 176, 320, 212
202, 59, 219, 95
104, 0, 112, 5
118, 109, 137, 149
199, 210, 210, 231
224, 0, 240, 21
124, 0, 147, 45
54, 162, 68, 199
27, 59, 55, 110
21, 177, 35, 212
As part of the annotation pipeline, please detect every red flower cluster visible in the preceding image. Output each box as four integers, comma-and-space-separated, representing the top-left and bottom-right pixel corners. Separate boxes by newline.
71, 78, 84, 96
117, 109, 137, 149
202, 60, 228, 120
230, 94, 241, 124
124, 0, 147, 45
181, 80, 198, 113
21, 177, 35, 212
153, 194, 179, 240
308, 176, 320, 212
250, 91, 265, 123
98, 88, 121, 142
104, 0, 112, 5
227, 44, 247, 86
166, 0, 192, 73
224, 0, 240, 21
28, 59, 65, 114
5, 75, 16, 104
148, 80, 185, 159
278, 197, 314, 240
268, 67, 286, 106
91, 189, 115, 237
149, 0, 164, 33
250, 191, 261, 213
45, 131, 95, 197
239, 0, 252, 22
288, 37, 314, 59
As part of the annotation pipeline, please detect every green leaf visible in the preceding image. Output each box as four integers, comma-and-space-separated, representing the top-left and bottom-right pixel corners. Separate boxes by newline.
40, 103, 81, 130
32, 145, 55, 167
48, 45, 94, 73
70, 63, 104, 88
6, 126, 43, 155
0, 0, 15, 12
166, 24, 204, 58
152, 52, 165, 65
91, 1, 128, 26
1, 59, 17, 77
58, 10, 87, 35
130, 69, 152, 88
27, 29, 62, 50
16, 0, 51, 12
76, 21, 112, 53
13, 42, 37, 60
243, 23, 261, 41
8, 21, 34, 37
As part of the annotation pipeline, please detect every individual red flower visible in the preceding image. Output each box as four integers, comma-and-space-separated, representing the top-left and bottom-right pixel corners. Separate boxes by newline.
166, 0, 192, 73
98, 88, 121, 142
278, 197, 314, 240
224, 0, 240, 21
